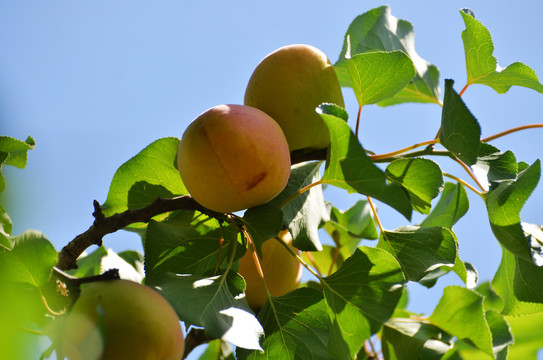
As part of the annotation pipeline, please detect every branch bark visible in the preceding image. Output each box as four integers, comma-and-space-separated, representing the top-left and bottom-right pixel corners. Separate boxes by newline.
56, 195, 222, 270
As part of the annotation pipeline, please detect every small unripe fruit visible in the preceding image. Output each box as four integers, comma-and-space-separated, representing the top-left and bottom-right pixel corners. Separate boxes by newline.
238, 230, 303, 311
178, 104, 291, 213
62, 279, 184, 360
244, 44, 345, 151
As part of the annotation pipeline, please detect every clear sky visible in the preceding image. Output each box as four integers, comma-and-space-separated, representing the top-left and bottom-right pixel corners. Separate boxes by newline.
1, 1, 542, 359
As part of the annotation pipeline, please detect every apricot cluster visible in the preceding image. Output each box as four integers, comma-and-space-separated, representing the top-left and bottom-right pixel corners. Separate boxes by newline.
176, 43, 344, 312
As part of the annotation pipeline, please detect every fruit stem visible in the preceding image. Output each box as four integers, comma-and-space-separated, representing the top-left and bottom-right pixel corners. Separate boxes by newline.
279, 179, 324, 208
453, 157, 487, 192
241, 227, 269, 292
443, 172, 483, 198
370, 139, 438, 161
458, 83, 470, 97
274, 235, 322, 280
366, 196, 384, 236
303, 251, 323, 277
482, 123, 543, 142
221, 217, 239, 276
355, 105, 363, 138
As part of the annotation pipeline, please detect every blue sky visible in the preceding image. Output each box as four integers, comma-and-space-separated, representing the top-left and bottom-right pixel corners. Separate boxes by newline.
2, 1, 542, 358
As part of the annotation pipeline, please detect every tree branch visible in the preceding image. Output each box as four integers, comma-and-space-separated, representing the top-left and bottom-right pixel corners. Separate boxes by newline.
56, 195, 222, 270
181, 328, 212, 359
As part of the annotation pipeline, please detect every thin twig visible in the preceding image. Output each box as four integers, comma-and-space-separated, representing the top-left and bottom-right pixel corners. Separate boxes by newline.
482, 123, 543, 142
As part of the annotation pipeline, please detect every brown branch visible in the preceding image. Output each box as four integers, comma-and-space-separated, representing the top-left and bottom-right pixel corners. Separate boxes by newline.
290, 148, 327, 164
182, 328, 212, 359
56, 195, 222, 271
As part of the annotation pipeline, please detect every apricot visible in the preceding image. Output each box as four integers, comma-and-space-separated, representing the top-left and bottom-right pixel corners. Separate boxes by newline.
244, 44, 345, 151
61, 279, 184, 360
238, 230, 303, 311
177, 104, 291, 213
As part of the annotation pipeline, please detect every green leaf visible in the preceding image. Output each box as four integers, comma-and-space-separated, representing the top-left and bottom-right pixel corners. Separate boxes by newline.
301, 245, 343, 276
323, 200, 379, 261
484, 160, 541, 264
485, 310, 513, 356
506, 312, 543, 359
0, 230, 57, 287
237, 288, 333, 360
420, 182, 469, 229
472, 144, 518, 191
68, 246, 108, 278
381, 317, 453, 360
154, 272, 264, 351
385, 158, 444, 214
322, 246, 405, 357
0, 135, 35, 169
429, 286, 493, 356
492, 246, 543, 316
268, 161, 327, 251
101, 137, 188, 218
144, 210, 240, 283
335, 5, 441, 105
198, 339, 235, 360
460, 9, 543, 94
341, 51, 416, 107
439, 79, 482, 166
0, 205, 13, 250
242, 204, 284, 253
319, 104, 412, 220
377, 226, 457, 283
475, 282, 505, 313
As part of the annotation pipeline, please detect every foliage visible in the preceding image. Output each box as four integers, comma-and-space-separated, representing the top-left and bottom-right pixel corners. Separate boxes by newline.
1, 5, 543, 360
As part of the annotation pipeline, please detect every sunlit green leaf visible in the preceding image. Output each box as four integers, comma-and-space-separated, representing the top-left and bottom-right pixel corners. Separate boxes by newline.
460, 9, 543, 94
154, 272, 263, 351
0, 205, 12, 250
198, 339, 235, 360
492, 246, 543, 316
101, 137, 187, 218
506, 312, 543, 359
385, 158, 444, 214
335, 5, 441, 105
0, 230, 57, 287
301, 245, 343, 276
381, 317, 453, 360
324, 200, 378, 260
439, 80, 481, 166
421, 182, 469, 229
430, 286, 493, 356
0, 135, 35, 169
319, 104, 412, 220
237, 288, 332, 360
322, 246, 405, 357
340, 51, 416, 107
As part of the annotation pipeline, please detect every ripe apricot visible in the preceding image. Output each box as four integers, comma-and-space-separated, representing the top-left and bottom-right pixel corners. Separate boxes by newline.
238, 230, 303, 311
62, 279, 184, 360
177, 104, 291, 213
244, 44, 345, 151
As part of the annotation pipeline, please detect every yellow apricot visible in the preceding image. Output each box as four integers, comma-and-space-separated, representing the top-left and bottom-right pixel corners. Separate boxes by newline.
62, 279, 184, 360
244, 44, 345, 151
178, 104, 291, 213
238, 230, 303, 311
